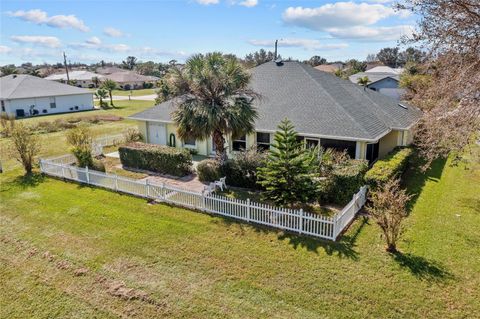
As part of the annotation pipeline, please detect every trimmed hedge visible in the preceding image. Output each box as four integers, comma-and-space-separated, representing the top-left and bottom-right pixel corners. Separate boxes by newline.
364, 147, 413, 188
319, 159, 368, 205
197, 159, 221, 182
119, 142, 192, 176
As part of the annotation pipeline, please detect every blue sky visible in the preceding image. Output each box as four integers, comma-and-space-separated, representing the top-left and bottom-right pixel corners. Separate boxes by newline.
0, 0, 416, 65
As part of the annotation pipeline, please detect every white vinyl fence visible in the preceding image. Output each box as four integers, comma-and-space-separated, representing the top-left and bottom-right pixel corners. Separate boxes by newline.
40, 155, 367, 241
92, 133, 125, 156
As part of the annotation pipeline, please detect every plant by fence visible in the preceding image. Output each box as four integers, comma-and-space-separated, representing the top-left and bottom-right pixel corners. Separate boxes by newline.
40, 155, 367, 241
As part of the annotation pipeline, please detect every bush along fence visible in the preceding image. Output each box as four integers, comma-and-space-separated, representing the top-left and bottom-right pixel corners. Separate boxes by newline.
39, 154, 367, 241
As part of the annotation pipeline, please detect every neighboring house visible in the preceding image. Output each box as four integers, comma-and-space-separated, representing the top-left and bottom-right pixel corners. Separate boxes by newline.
103, 71, 159, 90
366, 66, 404, 74
129, 61, 421, 163
349, 71, 405, 100
95, 66, 125, 75
45, 70, 104, 88
0, 74, 94, 118
314, 63, 344, 73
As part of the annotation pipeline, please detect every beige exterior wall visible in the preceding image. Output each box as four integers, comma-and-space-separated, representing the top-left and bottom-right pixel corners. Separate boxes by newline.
137, 121, 147, 141
379, 130, 401, 158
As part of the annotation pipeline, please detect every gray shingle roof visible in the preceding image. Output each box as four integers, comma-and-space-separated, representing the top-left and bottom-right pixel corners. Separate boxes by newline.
349, 72, 400, 85
0, 74, 93, 99
129, 61, 421, 141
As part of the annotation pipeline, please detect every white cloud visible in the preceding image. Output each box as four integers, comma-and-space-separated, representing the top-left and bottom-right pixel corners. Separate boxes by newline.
248, 38, 348, 50
195, 0, 220, 5
101, 44, 131, 53
8, 9, 89, 32
282, 2, 408, 30
103, 27, 124, 38
238, 0, 258, 7
86, 36, 102, 45
11, 35, 61, 48
0, 45, 12, 54
328, 25, 414, 41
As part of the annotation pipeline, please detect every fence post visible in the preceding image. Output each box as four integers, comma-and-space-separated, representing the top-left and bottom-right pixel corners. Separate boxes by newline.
161, 182, 165, 201
201, 192, 206, 211
61, 165, 66, 179
85, 166, 90, 184
246, 198, 251, 222
145, 179, 150, 198
332, 214, 338, 241
39, 159, 44, 173
114, 174, 119, 192
299, 209, 304, 234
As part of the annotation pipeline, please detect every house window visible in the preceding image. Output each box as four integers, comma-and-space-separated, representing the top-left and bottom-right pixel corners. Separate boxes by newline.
256, 132, 270, 151
305, 138, 320, 149
320, 138, 356, 158
183, 136, 196, 147
232, 135, 246, 151
49, 97, 56, 108
366, 142, 379, 164
1, 100, 5, 112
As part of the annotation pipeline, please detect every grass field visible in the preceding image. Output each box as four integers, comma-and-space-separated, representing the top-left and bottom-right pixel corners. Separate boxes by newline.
111, 89, 156, 96
1, 136, 479, 318
0, 100, 154, 170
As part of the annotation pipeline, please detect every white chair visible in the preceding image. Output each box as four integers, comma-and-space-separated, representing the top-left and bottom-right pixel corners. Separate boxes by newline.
214, 177, 227, 191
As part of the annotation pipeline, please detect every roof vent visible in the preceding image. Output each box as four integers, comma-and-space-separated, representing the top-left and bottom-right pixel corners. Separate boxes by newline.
12, 75, 17, 78
274, 58, 283, 66
398, 103, 408, 109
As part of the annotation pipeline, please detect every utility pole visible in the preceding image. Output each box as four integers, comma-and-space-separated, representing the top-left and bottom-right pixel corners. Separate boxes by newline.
63, 52, 70, 82
274, 39, 278, 60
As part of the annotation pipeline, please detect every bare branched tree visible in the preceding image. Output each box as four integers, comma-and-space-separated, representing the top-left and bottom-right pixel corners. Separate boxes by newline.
366, 179, 412, 253
397, 0, 480, 167
9, 123, 41, 175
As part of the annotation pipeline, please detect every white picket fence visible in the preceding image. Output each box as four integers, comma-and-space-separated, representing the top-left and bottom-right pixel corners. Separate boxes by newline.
92, 133, 125, 156
39, 154, 367, 241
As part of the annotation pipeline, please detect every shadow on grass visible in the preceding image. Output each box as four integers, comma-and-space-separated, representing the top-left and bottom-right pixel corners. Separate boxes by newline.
392, 252, 453, 282
12, 173, 46, 188
458, 197, 480, 213
403, 155, 447, 212
278, 217, 368, 260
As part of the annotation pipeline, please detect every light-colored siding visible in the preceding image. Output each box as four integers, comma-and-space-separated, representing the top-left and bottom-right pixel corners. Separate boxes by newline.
4, 94, 93, 117
379, 130, 401, 158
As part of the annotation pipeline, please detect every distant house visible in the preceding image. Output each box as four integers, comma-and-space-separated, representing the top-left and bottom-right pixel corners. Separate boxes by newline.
103, 71, 159, 90
349, 66, 405, 100
95, 66, 125, 75
0, 74, 94, 118
314, 63, 344, 74
129, 61, 421, 163
45, 70, 104, 88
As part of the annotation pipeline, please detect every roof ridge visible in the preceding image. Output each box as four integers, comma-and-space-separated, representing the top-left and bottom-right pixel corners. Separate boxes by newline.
297, 63, 372, 138
8, 74, 29, 99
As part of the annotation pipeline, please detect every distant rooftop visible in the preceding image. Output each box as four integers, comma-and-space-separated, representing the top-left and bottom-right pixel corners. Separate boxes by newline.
0, 74, 92, 99
45, 70, 104, 81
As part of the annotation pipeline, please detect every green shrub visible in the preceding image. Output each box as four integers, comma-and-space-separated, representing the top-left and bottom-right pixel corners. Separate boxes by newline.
123, 128, 144, 143
222, 147, 266, 189
119, 142, 192, 176
319, 159, 368, 205
90, 159, 106, 172
197, 159, 221, 182
364, 147, 413, 188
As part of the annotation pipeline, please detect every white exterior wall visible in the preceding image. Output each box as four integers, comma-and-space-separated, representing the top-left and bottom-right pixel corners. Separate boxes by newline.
3, 93, 94, 117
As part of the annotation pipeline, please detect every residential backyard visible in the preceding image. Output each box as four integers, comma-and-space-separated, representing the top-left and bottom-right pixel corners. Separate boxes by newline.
0, 145, 479, 317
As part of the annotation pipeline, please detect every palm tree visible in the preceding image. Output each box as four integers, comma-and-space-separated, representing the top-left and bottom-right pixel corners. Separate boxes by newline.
95, 88, 108, 108
357, 76, 371, 90
101, 79, 118, 107
91, 76, 100, 88
166, 52, 258, 162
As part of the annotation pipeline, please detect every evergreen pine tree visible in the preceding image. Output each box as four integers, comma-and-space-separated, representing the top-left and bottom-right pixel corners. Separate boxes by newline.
257, 118, 319, 207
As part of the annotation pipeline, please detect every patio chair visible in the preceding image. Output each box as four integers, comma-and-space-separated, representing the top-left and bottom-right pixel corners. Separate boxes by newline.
214, 177, 227, 191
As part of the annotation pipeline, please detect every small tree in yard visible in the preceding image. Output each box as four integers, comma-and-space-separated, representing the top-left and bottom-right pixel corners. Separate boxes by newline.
67, 125, 94, 167
9, 123, 41, 175
357, 76, 371, 89
95, 88, 109, 108
257, 118, 319, 207
101, 79, 118, 107
366, 179, 412, 253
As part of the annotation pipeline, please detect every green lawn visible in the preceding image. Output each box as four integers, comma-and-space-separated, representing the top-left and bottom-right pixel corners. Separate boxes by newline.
0, 144, 479, 317
0, 100, 154, 170
111, 88, 156, 96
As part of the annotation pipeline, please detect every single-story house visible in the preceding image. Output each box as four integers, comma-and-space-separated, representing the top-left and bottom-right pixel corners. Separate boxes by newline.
0, 74, 94, 118
45, 70, 104, 88
128, 61, 421, 163
103, 71, 159, 90
366, 66, 404, 74
349, 72, 406, 100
